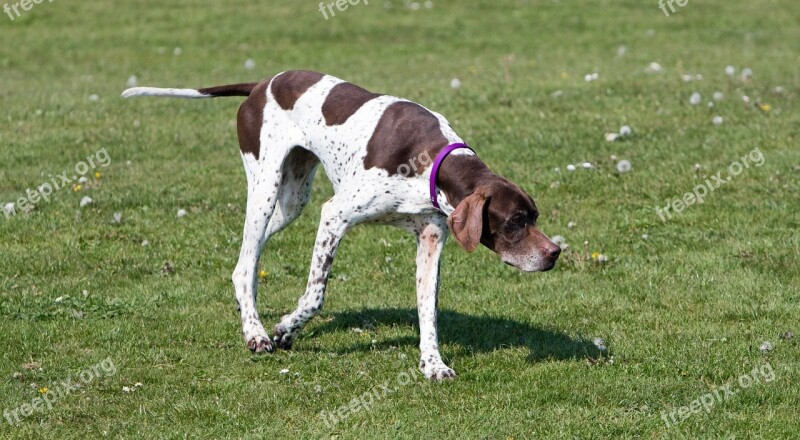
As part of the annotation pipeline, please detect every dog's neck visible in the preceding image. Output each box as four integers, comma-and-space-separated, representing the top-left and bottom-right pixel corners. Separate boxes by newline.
437, 154, 496, 210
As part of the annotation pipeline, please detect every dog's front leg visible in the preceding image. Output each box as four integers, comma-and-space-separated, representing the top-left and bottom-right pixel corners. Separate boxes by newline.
273, 199, 349, 349
414, 216, 456, 380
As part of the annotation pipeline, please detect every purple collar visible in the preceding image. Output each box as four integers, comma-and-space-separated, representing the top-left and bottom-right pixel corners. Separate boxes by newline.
430, 142, 474, 211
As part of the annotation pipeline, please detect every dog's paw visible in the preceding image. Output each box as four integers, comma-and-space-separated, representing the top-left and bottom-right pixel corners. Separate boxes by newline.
245, 334, 274, 354
420, 359, 457, 381
272, 324, 295, 350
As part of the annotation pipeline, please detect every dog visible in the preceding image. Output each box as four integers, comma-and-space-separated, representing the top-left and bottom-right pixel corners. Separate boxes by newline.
122, 70, 561, 380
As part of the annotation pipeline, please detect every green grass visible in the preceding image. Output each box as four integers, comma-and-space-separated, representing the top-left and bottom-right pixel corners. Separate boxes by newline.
1, 0, 799, 438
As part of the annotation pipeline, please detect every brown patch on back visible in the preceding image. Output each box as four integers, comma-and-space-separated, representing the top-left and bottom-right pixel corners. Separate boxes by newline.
364, 101, 448, 176
237, 78, 271, 158
271, 70, 325, 110
322, 82, 382, 126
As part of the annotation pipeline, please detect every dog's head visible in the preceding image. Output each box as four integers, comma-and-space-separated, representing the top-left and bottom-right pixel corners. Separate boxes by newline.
446, 180, 560, 272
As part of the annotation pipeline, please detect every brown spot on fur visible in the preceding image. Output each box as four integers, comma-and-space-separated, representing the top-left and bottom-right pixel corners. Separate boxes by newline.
322, 82, 381, 126
321, 253, 334, 273
364, 101, 448, 176
272, 70, 325, 110
237, 79, 271, 158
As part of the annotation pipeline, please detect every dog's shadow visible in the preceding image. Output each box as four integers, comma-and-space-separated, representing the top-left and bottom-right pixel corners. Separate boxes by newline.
306, 308, 602, 362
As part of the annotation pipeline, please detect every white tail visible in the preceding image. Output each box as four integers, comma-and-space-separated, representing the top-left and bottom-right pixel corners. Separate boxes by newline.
121, 87, 210, 99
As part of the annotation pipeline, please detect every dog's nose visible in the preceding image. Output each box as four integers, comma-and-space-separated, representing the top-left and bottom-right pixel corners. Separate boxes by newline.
546, 243, 561, 260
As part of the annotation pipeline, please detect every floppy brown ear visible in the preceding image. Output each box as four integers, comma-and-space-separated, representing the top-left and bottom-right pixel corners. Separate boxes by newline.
447, 193, 486, 253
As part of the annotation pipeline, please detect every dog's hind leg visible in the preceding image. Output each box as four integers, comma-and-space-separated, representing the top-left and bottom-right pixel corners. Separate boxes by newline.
232, 94, 310, 353
232, 150, 287, 353
272, 197, 350, 349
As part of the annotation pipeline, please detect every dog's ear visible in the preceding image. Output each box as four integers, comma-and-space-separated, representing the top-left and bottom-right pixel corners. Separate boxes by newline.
447, 193, 486, 253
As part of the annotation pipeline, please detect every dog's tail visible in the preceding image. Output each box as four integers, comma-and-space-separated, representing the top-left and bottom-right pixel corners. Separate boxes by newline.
121, 82, 258, 99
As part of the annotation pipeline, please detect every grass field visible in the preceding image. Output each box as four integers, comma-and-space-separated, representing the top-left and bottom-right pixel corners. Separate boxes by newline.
1, 0, 799, 438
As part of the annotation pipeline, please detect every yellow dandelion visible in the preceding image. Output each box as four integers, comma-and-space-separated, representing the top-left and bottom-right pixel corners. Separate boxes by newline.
94, 171, 102, 179
72, 184, 82, 192
259, 270, 267, 279
38, 387, 48, 394
758, 103, 771, 112
591, 252, 600, 261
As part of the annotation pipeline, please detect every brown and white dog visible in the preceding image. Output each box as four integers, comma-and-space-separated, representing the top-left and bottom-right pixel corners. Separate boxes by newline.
122, 70, 560, 380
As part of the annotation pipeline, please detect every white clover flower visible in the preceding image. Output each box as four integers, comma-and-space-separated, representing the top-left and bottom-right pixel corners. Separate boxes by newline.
725, 65, 735, 76
616, 160, 632, 173
88, 94, 99, 102
740, 67, 753, 81
605, 133, 619, 142
593, 337, 608, 351
3, 202, 16, 217
244, 59, 256, 70
566, 164, 576, 172
550, 235, 567, 248
619, 125, 632, 136
449, 78, 461, 90
79, 196, 93, 208
616, 45, 626, 57
127, 75, 138, 87
279, 368, 290, 374
177, 208, 187, 218
581, 162, 593, 169
173, 47, 182, 56
712, 116, 724, 125
759, 341, 774, 353
689, 92, 701, 105
713, 91, 724, 101
646, 62, 663, 73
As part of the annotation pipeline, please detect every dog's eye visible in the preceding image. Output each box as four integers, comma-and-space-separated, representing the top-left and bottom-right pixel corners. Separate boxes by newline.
508, 213, 526, 228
